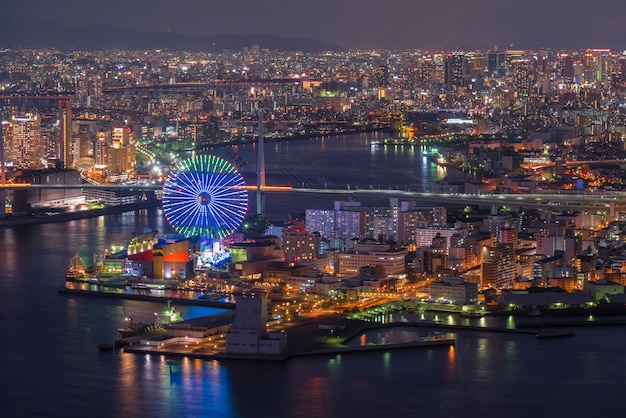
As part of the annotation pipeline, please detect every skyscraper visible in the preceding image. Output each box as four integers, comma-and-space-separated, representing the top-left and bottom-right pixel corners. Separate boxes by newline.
487, 50, 506, 77
58, 99, 72, 168
4, 114, 43, 169
444, 52, 464, 87
482, 243, 515, 288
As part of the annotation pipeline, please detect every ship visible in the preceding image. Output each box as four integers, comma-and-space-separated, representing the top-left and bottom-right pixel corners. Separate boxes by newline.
117, 300, 183, 338
66, 253, 89, 280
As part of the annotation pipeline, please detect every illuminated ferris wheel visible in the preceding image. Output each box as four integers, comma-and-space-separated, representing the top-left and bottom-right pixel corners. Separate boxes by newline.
162, 155, 248, 239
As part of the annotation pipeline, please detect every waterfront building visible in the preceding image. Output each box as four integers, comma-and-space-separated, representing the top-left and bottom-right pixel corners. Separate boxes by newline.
3, 113, 43, 169
429, 276, 478, 304
584, 280, 624, 303
225, 295, 286, 356
498, 290, 593, 312
126, 237, 191, 279
10, 168, 84, 215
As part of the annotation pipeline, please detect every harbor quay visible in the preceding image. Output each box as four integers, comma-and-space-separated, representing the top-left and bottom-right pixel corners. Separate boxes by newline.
73, 286, 584, 361
62, 284, 626, 359
120, 314, 457, 361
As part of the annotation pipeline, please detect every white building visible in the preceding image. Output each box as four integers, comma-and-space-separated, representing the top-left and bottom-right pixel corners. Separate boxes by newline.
305, 209, 336, 238
225, 295, 287, 356
415, 226, 470, 254
429, 276, 478, 304
338, 242, 406, 276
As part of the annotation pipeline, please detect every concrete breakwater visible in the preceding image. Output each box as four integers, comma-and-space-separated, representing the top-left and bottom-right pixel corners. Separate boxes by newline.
58, 287, 235, 309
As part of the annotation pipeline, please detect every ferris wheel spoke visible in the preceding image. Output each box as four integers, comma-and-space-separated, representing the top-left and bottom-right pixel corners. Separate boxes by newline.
207, 206, 229, 237
169, 204, 199, 226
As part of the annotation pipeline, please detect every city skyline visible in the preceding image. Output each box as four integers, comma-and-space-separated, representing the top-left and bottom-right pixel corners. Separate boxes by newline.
4, 0, 626, 51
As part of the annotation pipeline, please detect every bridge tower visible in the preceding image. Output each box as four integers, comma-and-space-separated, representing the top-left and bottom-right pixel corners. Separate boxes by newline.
0, 105, 5, 218
256, 110, 266, 216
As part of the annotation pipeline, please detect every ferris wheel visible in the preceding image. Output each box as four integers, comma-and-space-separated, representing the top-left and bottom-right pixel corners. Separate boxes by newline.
162, 155, 248, 239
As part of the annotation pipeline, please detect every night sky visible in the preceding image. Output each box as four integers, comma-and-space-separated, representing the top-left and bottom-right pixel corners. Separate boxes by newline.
5, 0, 626, 50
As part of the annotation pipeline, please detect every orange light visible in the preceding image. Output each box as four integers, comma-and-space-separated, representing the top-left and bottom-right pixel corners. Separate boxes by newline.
0, 183, 32, 188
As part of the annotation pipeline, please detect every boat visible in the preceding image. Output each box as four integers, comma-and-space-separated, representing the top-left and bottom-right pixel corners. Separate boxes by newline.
536, 331, 576, 339
66, 253, 89, 280
117, 300, 183, 338
117, 317, 162, 338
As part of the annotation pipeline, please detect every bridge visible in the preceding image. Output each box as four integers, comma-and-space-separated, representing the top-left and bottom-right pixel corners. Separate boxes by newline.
2, 182, 625, 217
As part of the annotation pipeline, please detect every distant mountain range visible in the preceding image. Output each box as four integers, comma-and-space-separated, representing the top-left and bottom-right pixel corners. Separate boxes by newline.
0, 18, 343, 52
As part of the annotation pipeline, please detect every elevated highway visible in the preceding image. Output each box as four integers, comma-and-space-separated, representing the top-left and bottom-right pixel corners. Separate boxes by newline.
2, 183, 625, 215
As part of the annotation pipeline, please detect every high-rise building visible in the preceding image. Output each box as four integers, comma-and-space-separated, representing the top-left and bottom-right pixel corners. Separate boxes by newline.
375, 64, 389, 89
4, 114, 43, 169
75, 119, 96, 163
499, 227, 519, 250
58, 99, 72, 168
282, 221, 319, 266
487, 50, 506, 77
444, 52, 464, 87
560, 54, 575, 79
482, 243, 515, 288
107, 126, 136, 180
512, 59, 531, 99
305, 209, 336, 239
397, 205, 447, 244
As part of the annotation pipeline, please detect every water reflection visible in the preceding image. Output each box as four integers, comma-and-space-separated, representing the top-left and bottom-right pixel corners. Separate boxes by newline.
447, 345, 457, 381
